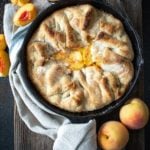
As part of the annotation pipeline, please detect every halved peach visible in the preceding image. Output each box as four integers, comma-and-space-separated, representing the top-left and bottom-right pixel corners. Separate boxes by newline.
0, 51, 10, 77
11, 0, 30, 6
0, 34, 7, 51
13, 3, 37, 26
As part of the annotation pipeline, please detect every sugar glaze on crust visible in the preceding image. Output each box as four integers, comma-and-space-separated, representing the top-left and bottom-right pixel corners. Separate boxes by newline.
27, 4, 134, 112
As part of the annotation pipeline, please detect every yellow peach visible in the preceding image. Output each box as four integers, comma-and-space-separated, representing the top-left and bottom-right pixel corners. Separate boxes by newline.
13, 3, 37, 26
0, 34, 7, 51
11, 0, 30, 6
0, 51, 10, 77
11, 0, 18, 5
119, 98, 149, 129
98, 121, 129, 150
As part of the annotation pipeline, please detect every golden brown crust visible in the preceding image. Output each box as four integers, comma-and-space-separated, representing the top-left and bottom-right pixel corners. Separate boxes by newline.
27, 4, 134, 112
96, 32, 134, 60
81, 6, 94, 30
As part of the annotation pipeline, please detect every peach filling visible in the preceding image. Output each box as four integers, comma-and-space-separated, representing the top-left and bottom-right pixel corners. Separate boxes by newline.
53, 46, 94, 70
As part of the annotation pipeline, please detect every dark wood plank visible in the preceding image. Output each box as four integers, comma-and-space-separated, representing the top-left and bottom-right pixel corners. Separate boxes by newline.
121, 0, 144, 150
101, 0, 144, 150
14, 0, 144, 150
14, 106, 54, 150
143, 0, 150, 150
0, 1, 14, 150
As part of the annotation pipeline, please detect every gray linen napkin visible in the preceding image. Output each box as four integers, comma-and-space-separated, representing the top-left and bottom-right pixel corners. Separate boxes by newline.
3, 1, 97, 150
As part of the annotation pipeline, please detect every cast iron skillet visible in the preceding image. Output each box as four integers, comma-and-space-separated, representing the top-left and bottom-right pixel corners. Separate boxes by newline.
19, 0, 143, 122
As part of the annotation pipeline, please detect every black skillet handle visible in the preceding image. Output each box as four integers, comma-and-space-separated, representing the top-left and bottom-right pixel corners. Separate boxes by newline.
47, 0, 64, 5
47, 0, 59, 4
47, 0, 105, 5
47, 0, 75, 4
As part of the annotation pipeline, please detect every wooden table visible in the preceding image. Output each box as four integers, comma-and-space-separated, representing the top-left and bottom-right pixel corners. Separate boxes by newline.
0, 0, 146, 150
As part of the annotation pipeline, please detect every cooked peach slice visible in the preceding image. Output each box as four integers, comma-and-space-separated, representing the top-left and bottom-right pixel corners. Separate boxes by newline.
13, 3, 37, 26
0, 34, 7, 51
0, 51, 10, 77
11, 0, 30, 6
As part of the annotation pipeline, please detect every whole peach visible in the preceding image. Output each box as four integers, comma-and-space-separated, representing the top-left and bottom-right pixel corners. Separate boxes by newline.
119, 98, 149, 129
98, 121, 129, 150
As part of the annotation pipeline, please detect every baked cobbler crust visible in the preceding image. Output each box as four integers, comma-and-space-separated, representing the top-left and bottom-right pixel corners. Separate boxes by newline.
27, 4, 134, 112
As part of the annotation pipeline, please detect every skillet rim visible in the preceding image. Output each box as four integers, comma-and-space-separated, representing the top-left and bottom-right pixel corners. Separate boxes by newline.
19, 0, 143, 122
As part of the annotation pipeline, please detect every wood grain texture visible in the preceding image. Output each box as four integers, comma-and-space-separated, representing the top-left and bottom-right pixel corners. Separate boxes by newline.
13, 0, 144, 150
143, 1, 150, 150
0, 1, 14, 150
14, 106, 53, 150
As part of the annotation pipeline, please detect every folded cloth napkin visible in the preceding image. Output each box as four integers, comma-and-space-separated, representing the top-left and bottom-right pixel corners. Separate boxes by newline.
3, 0, 97, 150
